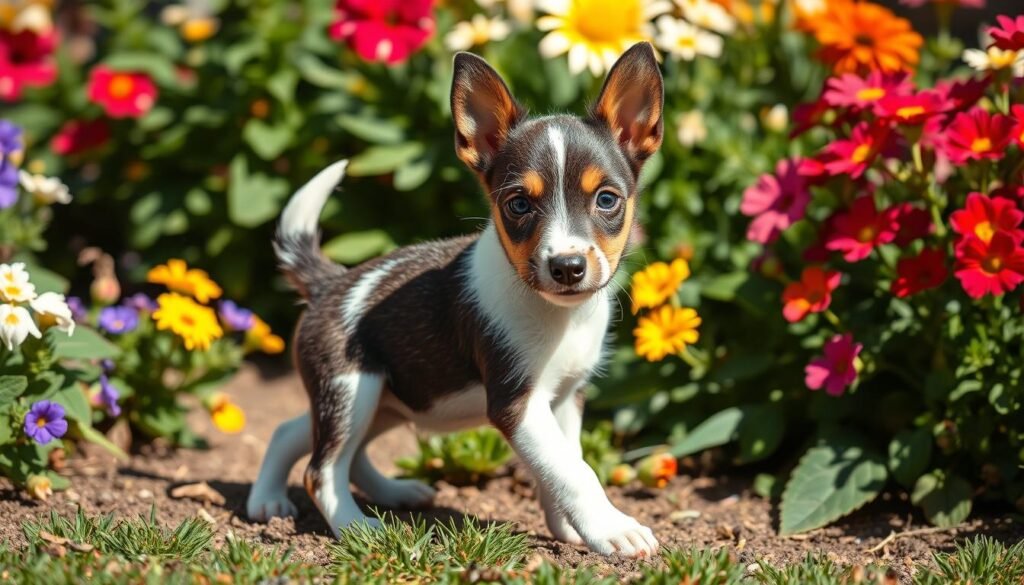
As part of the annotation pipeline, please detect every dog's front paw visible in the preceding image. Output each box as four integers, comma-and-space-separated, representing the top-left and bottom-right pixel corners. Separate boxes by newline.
372, 478, 437, 509
246, 490, 298, 522
580, 514, 659, 558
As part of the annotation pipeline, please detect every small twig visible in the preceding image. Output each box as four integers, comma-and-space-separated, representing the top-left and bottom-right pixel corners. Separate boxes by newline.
865, 525, 957, 554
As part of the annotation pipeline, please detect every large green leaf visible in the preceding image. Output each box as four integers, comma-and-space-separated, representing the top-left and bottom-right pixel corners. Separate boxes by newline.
912, 471, 972, 528
243, 119, 294, 160
0, 376, 27, 405
77, 422, 128, 461
347, 143, 425, 176
322, 230, 397, 265
888, 428, 932, 487
52, 327, 120, 360
50, 385, 91, 425
337, 114, 405, 145
227, 155, 291, 227
670, 407, 744, 457
779, 433, 888, 535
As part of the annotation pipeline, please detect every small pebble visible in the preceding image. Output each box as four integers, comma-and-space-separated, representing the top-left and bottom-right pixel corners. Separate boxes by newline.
138, 489, 154, 500
669, 510, 701, 524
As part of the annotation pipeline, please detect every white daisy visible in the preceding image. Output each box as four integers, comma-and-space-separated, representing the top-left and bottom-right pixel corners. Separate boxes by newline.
18, 170, 72, 205
676, 110, 707, 147
962, 47, 1024, 77
445, 14, 512, 51
0, 263, 36, 303
0, 304, 42, 350
676, 0, 735, 35
30, 292, 75, 335
654, 15, 722, 61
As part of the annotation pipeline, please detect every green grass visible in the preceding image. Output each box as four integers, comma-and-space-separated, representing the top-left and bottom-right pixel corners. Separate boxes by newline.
4, 508, 1024, 584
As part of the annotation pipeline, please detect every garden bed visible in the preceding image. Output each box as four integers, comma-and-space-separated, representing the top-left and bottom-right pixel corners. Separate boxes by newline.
0, 366, 1020, 582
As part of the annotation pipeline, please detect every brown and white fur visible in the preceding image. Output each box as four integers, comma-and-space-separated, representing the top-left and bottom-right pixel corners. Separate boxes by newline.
246, 43, 664, 557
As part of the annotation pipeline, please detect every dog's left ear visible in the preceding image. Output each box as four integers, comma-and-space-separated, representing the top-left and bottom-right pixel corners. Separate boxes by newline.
590, 42, 664, 175
451, 52, 526, 175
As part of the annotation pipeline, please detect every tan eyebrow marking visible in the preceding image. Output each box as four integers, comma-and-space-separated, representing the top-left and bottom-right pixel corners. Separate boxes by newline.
522, 170, 545, 198
581, 165, 604, 193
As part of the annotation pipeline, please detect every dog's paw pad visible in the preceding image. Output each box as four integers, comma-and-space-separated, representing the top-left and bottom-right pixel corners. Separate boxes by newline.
373, 479, 437, 509
247, 493, 298, 522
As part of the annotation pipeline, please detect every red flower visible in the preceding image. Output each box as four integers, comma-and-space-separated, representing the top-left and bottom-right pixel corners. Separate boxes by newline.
87, 67, 158, 118
805, 333, 862, 397
822, 71, 913, 111
791, 96, 831, 138
782, 266, 841, 323
329, 0, 434, 66
934, 76, 988, 114
821, 122, 892, 178
892, 202, 933, 246
950, 192, 1024, 245
1011, 104, 1024, 148
825, 196, 900, 262
892, 248, 948, 298
740, 158, 810, 244
941, 108, 1015, 164
876, 90, 943, 125
989, 15, 1024, 51
0, 30, 57, 102
954, 232, 1024, 298
50, 119, 111, 156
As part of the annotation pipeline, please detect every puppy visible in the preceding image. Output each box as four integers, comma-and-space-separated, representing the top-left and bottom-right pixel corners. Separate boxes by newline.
246, 42, 664, 557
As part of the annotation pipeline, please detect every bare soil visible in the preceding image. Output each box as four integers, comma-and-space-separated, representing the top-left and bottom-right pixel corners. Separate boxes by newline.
1, 365, 1020, 581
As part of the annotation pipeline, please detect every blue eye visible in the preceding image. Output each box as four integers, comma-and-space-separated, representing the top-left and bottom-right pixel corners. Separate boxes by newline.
507, 196, 531, 215
596, 191, 620, 211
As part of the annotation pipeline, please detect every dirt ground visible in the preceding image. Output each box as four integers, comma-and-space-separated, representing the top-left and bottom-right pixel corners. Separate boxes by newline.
1, 365, 1021, 582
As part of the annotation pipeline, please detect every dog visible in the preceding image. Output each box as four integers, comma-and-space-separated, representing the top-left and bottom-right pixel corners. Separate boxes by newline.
246, 42, 664, 558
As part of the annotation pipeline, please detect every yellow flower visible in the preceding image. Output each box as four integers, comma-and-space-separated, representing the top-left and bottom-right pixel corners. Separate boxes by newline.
244, 316, 285, 354
208, 394, 245, 434
152, 292, 223, 351
536, 0, 671, 76
147, 259, 223, 303
630, 258, 690, 313
634, 305, 700, 361
181, 16, 219, 42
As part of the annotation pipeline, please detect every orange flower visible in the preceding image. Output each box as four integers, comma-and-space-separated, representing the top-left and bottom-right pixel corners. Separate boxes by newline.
636, 452, 677, 488
810, 1, 923, 74
782, 266, 841, 323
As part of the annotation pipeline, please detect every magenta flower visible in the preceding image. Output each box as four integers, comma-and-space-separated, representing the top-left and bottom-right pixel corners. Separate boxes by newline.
822, 71, 913, 112
805, 334, 862, 397
23, 400, 68, 445
740, 158, 810, 244
328, 0, 434, 66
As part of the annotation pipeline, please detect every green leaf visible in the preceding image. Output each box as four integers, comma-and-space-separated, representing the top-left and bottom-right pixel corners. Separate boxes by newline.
700, 272, 749, 302
296, 53, 351, 89
347, 143, 425, 176
16, 257, 68, 294
779, 433, 888, 535
670, 407, 744, 457
393, 157, 433, 191
322, 230, 397, 265
337, 114, 405, 145
52, 327, 120, 360
267, 69, 299, 104
243, 119, 294, 160
227, 155, 291, 227
76, 421, 129, 461
912, 471, 972, 528
736, 404, 784, 464
0, 376, 28, 405
50, 385, 91, 425
888, 428, 932, 487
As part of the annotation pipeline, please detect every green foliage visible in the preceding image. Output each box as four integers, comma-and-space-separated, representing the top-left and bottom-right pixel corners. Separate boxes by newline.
779, 433, 888, 535
911, 470, 973, 528
580, 421, 624, 485
755, 555, 896, 585
916, 536, 1024, 585
396, 426, 513, 485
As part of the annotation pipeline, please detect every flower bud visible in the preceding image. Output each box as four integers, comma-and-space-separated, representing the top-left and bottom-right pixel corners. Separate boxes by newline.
26, 474, 53, 501
90, 275, 121, 306
608, 464, 637, 486
636, 452, 677, 489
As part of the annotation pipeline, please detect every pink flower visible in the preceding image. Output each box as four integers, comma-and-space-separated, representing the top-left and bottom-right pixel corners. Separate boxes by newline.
876, 90, 944, 126
87, 67, 158, 118
821, 121, 893, 178
934, 76, 989, 114
822, 71, 913, 111
740, 158, 810, 244
941, 108, 1015, 164
892, 202, 933, 246
825, 196, 900, 262
51, 119, 110, 156
329, 0, 434, 66
989, 15, 1024, 51
805, 333, 862, 397
0, 30, 58, 102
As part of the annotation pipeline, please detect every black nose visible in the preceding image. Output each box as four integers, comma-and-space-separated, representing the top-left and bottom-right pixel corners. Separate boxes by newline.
549, 255, 587, 286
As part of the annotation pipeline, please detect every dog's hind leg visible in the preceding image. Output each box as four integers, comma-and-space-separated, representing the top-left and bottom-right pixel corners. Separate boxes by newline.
305, 371, 385, 537
247, 411, 312, 521
350, 409, 436, 509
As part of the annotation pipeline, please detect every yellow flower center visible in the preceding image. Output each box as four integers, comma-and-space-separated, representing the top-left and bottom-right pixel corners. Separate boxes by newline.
108, 74, 135, 99
4, 311, 19, 325
857, 225, 877, 243
676, 35, 697, 50
856, 87, 885, 101
896, 105, 925, 119
974, 221, 995, 243
851, 144, 872, 163
3, 285, 21, 299
971, 137, 992, 153
569, 0, 642, 44
989, 48, 1019, 70
36, 417, 47, 428
983, 254, 1003, 274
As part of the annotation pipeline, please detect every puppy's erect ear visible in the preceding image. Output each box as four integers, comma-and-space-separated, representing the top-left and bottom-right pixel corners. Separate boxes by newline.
451, 52, 525, 174
590, 42, 664, 175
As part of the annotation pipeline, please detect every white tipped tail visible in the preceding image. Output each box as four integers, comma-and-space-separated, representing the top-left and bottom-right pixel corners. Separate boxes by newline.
275, 159, 349, 299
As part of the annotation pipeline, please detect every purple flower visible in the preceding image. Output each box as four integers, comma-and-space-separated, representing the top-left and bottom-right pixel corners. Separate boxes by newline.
0, 120, 23, 158
96, 375, 121, 417
24, 401, 68, 445
67, 296, 88, 322
98, 306, 139, 334
123, 293, 157, 312
0, 162, 17, 210
218, 300, 254, 331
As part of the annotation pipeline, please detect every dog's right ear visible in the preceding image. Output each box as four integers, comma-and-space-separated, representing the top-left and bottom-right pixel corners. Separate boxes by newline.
451, 53, 525, 175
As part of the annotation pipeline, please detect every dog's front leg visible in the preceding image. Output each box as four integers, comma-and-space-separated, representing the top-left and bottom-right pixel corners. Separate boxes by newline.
491, 389, 659, 558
